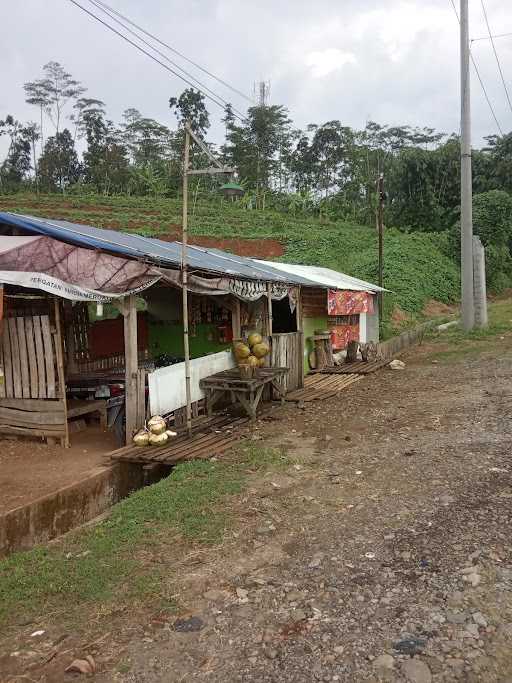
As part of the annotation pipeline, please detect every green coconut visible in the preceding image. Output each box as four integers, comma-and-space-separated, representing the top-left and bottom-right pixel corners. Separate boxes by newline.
252, 342, 270, 358
247, 332, 263, 347
234, 342, 251, 359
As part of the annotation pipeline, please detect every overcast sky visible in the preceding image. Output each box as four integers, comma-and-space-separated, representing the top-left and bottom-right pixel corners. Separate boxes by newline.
1, 0, 512, 157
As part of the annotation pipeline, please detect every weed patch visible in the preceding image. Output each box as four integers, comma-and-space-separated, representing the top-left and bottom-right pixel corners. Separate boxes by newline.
237, 443, 289, 471
0, 443, 293, 629
426, 298, 512, 361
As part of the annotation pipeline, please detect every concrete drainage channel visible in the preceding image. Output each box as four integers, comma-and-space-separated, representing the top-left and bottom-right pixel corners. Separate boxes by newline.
0, 462, 169, 558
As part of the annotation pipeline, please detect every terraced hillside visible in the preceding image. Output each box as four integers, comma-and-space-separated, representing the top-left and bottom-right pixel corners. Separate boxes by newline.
0, 193, 460, 331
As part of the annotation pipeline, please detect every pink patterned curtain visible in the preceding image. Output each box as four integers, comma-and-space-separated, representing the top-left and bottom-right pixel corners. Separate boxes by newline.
328, 290, 374, 315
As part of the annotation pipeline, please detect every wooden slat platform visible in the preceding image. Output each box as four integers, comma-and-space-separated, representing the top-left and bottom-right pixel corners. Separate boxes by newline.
284, 374, 362, 402
108, 411, 249, 465
311, 359, 391, 375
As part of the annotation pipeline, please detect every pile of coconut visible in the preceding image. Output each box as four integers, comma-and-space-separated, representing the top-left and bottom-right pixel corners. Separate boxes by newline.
133, 415, 177, 447
233, 332, 270, 372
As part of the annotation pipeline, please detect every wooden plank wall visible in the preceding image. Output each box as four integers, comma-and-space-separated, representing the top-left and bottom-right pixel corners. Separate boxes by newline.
271, 332, 304, 393
0, 313, 67, 443
0, 315, 58, 400
0, 397, 66, 440
301, 288, 327, 318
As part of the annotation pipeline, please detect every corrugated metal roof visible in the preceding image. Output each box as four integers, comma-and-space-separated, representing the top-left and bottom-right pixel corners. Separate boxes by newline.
255, 261, 386, 292
0, 212, 315, 286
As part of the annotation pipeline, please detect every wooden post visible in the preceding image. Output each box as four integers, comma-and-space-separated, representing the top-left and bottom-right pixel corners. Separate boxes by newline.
295, 286, 304, 388
123, 294, 138, 445
231, 297, 241, 339
63, 301, 78, 375
295, 286, 302, 332
266, 283, 273, 337
377, 174, 385, 319
182, 123, 193, 437
0, 285, 4, 393
136, 368, 146, 429
53, 298, 69, 448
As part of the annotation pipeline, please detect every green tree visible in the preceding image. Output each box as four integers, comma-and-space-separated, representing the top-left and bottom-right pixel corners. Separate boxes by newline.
473, 190, 512, 247
24, 62, 85, 137
483, 133, 512, 193
222, 103, 293, 194
169, 88, 210, 135
450, 190, 512, 291
38, 128, 81, 191
24, 122, 40, 192
121, 108, 174, 167
23, 79, 51, 153
0, 116, 33, 190
70, 97, 106, 141
82, 111, 129, 194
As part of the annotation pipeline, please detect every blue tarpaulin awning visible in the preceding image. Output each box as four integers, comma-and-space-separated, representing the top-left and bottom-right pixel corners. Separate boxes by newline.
0, 212, 316, 287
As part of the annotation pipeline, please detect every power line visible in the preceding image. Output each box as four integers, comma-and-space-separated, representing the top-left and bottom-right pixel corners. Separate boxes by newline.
480, 0, 512, 115
86, 0, 248, 120
472, 31, 512, 42
92, 0, 253, 106
67, 0, 246, 121
448, 0, 504, 135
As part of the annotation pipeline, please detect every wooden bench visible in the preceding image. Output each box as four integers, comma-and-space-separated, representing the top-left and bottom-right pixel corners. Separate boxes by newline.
200, 367, 289, 420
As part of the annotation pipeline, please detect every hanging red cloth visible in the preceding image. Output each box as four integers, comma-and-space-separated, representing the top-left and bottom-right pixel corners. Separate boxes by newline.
329, 323, 359, 350
328, 290, 374, 315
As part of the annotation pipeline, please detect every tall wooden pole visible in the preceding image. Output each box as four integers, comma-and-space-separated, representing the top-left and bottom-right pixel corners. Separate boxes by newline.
266, 282, 273, 337
377, 173, 385, 319
123, 294, 138, 445
460, 0, 475, 331
54, 298, 69, 448
182, 124, 193, 437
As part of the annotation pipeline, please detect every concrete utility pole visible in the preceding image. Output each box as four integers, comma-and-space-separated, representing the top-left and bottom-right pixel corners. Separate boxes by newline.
460, 0, 475, 331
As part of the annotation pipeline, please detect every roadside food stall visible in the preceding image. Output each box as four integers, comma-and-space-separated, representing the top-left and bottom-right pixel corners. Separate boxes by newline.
0, 213, 315, 445
0, 213, 385, 451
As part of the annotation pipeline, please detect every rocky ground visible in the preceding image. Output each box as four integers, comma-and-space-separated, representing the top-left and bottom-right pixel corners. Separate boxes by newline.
2, 335, 512, 682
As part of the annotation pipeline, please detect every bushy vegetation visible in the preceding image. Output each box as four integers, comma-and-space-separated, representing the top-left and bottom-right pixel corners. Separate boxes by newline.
448, 190, 512, 293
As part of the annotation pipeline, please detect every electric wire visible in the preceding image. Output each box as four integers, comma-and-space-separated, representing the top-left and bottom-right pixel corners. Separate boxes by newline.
67, 0, 246, 121
472, 31, 512, 42
448, 0, 504, 134
480, 0, 512, 115
91, 0, 253, 105
86, 0, 248, 120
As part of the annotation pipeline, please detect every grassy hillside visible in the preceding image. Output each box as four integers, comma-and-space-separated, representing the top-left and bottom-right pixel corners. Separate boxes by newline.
0, 193, 460, 330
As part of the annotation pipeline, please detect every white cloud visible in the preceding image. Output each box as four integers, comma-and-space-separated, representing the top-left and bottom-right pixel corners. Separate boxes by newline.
0, 0, 511, 158
305, 48, 357, 78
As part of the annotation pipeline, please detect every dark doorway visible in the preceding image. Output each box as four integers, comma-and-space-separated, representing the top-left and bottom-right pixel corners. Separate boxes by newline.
272, 297, 297, 333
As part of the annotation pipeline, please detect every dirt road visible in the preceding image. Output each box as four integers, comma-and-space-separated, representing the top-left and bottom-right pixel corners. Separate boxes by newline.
100, 339, 511, 682
2, 335, 512, 682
